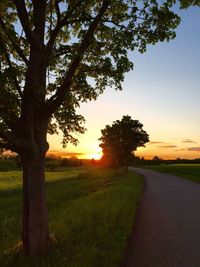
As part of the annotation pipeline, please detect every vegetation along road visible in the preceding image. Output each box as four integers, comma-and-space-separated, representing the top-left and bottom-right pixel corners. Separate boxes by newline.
0, 167, 143, 267
124, 167, 200, 267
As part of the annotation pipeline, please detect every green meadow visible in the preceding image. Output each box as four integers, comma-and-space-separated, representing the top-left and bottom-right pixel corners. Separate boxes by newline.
144, 164, 200, 184
0, 167, 143, 267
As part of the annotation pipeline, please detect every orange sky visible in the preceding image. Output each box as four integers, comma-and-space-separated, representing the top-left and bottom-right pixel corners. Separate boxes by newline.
47, 122, 200, 160
47, 7, 200, 160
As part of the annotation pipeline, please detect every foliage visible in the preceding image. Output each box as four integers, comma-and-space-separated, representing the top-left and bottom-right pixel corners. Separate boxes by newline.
45, 157, 83, 170
129, 157, 200, 166
99, 115, 149, 170
152, 156, 162, 165
0, 0, 182, 150
0, 156, 83, 171
0, 168, 143, 267
0, 157, 20, 171
180, 0, 200, 8
60, 157, 83, 167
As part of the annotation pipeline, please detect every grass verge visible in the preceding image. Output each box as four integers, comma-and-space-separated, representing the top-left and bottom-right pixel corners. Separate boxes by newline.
143, 164, 200, 184
0, 167, 143, 267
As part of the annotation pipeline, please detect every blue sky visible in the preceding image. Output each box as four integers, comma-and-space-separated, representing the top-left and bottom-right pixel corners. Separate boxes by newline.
48, 5, 200, 159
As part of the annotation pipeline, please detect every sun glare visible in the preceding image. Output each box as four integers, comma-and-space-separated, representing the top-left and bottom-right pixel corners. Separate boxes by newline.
88, 152, 102, 160
86, 146, 103, 160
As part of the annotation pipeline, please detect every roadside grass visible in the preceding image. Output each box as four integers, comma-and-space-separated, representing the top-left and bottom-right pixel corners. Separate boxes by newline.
143, 164, 200, 183
0, 167, 143, 267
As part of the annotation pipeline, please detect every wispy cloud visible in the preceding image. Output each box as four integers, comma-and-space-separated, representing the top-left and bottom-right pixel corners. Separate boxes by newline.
158, 145, 177, 149
182, 139, 197, 144
47, 150, 85, 158
149, 141, 166, 145
187, 147, 200, 152
176, 148, 186, 151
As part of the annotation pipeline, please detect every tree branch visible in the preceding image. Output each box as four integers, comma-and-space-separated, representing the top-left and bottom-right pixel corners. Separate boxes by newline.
0, 41, 23, 99
45, 0, 110, 115
13, 0, 34, 44
102, 17, 145, 32
32, 0, 46, 44
55, 0, 61, 23
103, 19, 133, 31
0, 18, 29, 65
46, 0, 83, 57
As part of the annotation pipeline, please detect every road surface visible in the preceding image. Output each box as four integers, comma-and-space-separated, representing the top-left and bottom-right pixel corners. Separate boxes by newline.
123, 167, 200, 267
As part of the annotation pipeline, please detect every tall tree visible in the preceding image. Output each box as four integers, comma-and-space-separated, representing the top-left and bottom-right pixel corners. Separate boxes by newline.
99, 115, 149, 171
0, 0, 182, 255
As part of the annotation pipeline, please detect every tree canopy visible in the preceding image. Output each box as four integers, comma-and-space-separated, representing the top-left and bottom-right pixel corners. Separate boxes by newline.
180, 0, 200, 8
0, 0, 182, 152
99, 115, 149, 171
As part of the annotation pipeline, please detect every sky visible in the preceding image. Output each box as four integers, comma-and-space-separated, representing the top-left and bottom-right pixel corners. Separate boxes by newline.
48, 5, 200, 160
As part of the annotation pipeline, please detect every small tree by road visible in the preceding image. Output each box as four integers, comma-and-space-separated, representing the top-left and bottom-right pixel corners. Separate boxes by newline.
99, 116, 149, 171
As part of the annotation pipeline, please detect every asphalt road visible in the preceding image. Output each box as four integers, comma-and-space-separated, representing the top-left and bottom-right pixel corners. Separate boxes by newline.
123, 167, 200, 267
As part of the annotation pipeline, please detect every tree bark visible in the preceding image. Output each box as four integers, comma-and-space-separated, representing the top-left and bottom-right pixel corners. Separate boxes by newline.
21, 150, 50, 256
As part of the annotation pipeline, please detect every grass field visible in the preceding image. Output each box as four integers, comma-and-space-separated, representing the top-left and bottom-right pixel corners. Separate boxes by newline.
0, 167, 143, 267
144, 164, 200, 183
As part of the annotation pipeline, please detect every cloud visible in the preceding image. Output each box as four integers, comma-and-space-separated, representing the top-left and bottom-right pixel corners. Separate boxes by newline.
182, 139, 197, 144
187, 147, 200, 152
158, 145, 177, 149
47, 150, 85, 158
149, 141, 166, 145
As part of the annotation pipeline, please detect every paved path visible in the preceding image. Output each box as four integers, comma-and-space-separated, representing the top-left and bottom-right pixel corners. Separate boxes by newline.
123, 167, 200, 267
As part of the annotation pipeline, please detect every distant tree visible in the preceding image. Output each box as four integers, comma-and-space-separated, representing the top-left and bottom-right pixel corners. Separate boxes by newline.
0, 0, 191, 256
152, 156, 161, 165
68, 156, 81, 166
60, 158, 69, 167
91, 158, 95, 165
0, 148, 3, 158
99, 116, 149, 172
131, 155, 143, 166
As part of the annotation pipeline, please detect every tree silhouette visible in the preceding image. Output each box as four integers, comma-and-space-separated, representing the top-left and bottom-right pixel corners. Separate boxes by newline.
0, 0, 184, 255
152, 156, 162, 165
99, 116, 149, 172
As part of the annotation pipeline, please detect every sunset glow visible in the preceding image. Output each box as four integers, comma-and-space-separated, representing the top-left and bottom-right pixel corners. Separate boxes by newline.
47, 7, 200, 161
87, 152, 102, 160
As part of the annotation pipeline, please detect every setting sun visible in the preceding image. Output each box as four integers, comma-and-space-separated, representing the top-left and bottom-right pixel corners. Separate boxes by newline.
85, 147, 103, 160
87, 151, 102, 160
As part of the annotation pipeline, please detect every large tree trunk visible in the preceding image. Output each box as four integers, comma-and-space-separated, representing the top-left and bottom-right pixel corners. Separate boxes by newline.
21, 150, 50, 256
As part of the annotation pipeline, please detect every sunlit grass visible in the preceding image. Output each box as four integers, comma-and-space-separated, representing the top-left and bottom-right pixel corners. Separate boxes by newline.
0, 167, 143, 267
143, 164, 200, 183
0, 167, 84, 194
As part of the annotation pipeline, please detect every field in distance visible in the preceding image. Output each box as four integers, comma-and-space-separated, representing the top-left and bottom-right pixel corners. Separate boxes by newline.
0, 167, 143, 267
143, 164, 200, 184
